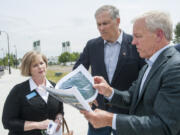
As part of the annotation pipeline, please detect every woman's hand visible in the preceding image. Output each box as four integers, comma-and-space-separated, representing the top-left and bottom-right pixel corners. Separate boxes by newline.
24, 119, 51, 131
37, 119, 51, 130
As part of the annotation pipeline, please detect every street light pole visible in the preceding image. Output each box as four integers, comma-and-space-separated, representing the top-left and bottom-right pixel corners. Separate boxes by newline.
0, 30, 11, 74
14, 45, 17, 69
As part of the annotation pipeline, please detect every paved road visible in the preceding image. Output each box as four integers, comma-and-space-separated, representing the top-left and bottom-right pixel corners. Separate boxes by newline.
0, 69, 88, 135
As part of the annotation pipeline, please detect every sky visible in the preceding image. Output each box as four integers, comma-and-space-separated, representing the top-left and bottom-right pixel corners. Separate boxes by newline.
0, 0, 180, 58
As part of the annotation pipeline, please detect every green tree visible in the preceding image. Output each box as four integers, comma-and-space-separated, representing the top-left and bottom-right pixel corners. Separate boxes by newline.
0, 59, 3, 65
70, 52, 80, 62
1, 53, 17, 67
58, 52, 71, 65
173, 22, 180, 44
4, 55, 8, 66
10, 54, 15, 66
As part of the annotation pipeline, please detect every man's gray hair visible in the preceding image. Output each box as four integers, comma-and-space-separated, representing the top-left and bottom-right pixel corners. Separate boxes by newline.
133, 11, 173, 41
95, 5, 120, 20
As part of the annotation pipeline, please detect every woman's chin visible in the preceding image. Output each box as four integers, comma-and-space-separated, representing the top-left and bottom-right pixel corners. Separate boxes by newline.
37, 74, 46, 79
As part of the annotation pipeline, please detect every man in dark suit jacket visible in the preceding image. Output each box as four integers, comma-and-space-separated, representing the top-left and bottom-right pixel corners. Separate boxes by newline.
81, 11, 180, 135
73, 5, 144, 135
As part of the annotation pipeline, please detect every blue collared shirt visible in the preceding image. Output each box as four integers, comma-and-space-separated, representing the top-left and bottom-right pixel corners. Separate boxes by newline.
104, 31, 123, 83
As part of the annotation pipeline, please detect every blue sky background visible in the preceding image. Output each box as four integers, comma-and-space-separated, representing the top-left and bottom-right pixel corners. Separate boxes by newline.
0, 0, 180, 58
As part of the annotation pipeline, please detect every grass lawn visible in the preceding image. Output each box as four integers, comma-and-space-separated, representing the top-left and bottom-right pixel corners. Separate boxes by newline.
46, 69, 69, 83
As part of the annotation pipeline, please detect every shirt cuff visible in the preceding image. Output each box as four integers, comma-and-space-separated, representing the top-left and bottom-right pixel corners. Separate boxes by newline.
105, 89, 114, 101
112, 114, 117, 130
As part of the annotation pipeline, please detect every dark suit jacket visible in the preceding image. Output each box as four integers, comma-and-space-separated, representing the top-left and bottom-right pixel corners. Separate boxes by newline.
2, 80, 64, 135
175, 44, 180, 51
73, 32, 145, 114
111, 47, 180, 135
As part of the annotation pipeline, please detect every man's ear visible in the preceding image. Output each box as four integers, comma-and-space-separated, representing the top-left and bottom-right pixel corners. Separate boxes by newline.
116, 18, 120, 25
156, 29, 164, 42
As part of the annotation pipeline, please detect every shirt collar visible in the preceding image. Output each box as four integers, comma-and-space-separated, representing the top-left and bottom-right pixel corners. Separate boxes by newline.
29, 77, 53, 91
145, 43, 172, 67
104, 30, 123, 45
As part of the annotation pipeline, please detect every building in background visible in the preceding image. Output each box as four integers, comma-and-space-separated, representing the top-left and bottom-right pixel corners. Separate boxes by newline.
33, 40, 41, 52
62, 41, 71, 53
